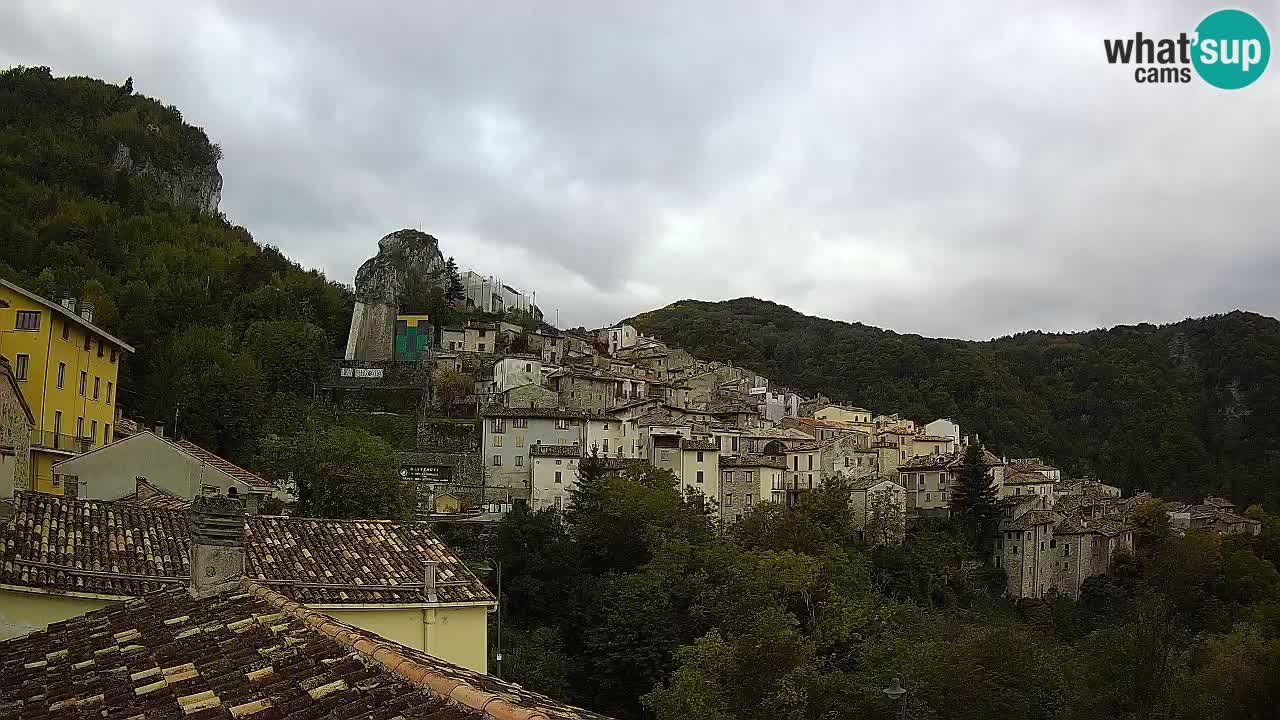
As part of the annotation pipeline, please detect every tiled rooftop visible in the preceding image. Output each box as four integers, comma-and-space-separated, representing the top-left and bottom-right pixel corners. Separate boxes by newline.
0, 579, 613, 720
719, 454, 787, 469
1, 493, 494, 606
679, 439, 719, 452
528, 445, 582, 458
112, 478, 193, 511
173, 439, 277, 490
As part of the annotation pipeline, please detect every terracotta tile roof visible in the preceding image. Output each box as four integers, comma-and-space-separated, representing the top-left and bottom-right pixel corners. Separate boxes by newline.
0, 578, 614, 720
173, 439, 276, 490
244, 515, 493, 606
719, 454, 787, 469
899, 452, 962, 470
1005, 510, 1061, 530
1, 493, 494, 606
0, 494, 189, 597
112, 478, 193, 511
914, 434, 954, 443
482, 407, 605, 420
680, 439, 719, 451
1003, 468, 1055, 485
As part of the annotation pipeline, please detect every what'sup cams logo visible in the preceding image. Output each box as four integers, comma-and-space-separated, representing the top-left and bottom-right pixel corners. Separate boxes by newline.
1104, 8, 1270, 88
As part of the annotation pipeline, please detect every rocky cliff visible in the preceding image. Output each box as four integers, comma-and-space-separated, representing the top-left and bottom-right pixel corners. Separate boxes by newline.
345, 229, 448, 360
111, 143, 223, 214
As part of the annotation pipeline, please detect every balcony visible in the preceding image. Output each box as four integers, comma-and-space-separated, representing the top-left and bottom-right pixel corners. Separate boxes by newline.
31, 430, 92, 454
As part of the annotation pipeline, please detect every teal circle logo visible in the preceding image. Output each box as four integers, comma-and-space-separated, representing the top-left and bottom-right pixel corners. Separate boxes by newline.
1192, 9, 1270, 89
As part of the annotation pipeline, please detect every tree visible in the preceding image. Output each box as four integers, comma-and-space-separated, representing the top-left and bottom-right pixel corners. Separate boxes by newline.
445, 256, 465, 305
863, 486, 905, 546
432, 366, 473, 410
1132, 498, 1173, 557
951, 442, 997, 547
265, 426, 412, 519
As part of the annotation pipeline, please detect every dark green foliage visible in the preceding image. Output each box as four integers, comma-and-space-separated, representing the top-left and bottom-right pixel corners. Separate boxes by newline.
631, 298, 1280, 506
952, 442, 998, 548
0, 66, 353, 467
262, 426, 413, 520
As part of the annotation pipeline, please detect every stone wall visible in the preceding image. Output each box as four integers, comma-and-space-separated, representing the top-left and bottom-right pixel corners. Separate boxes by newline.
0, 361, 32, 494
719, 468, 760, 522
417, 418, 481, 453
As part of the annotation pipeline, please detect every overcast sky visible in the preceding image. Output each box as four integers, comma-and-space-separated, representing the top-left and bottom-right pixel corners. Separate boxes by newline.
3, 1, 1279, 338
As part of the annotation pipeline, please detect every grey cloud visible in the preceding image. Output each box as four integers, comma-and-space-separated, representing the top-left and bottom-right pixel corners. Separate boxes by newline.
2, 0, 1279, 338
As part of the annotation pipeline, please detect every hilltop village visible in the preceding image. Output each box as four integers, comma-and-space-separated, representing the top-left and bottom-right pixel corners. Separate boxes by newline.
0, 232, 1271, 720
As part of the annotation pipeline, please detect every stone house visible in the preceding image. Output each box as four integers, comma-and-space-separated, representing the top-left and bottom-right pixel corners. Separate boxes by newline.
814, 404, 873, 426
0, 356, 34, 496
502, 383, 560, 409
493, 355, 543, 392
440, 326, 465, 352
993, 497, 1134, 600
481, 407, 602, 503
463, 322, 498, 353
849, 477, 907, 545
719, 454, 787, 519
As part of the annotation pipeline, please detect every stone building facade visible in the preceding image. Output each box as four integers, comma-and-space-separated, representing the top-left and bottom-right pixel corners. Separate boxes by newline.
0, 356, 34, 494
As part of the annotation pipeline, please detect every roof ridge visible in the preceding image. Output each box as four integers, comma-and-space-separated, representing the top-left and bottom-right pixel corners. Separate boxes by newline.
241, 578, 549, 720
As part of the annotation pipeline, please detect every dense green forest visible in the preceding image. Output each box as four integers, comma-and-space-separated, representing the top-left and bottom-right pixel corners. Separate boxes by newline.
443, 458, 1280, 720
631, 298, 1280, 507
0, 67, 395, 474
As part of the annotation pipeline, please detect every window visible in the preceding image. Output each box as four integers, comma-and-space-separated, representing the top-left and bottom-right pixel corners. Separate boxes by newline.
555, 496, 563, 510
90, 420, 98, 444
53, 411, 62, 436
525, 363, 532, 372
792, 456, 798, 470
93, 376, 100, 400
512, 418, 528, 428
79, 371, 87, 396
1050, 539, 1057, 549
660, 450, 671, 461
62, 322, 69, 340
492, 455, 503, 466
844, 457, 849, 468
52, 475, 60, 488
14, 311, 40, 331
696, 471, 704, 483
14, 354, 29, 381
555, 419, 570, 430
725, 493, 733, 506
227, 486, 238, 498
104, 423, 110, 442
602, 439, 609, 452
57, 362, 65, 388
555, 471, 562, 483
110, 348, 116, 363
1040, 541, 1045, 551
478, 343, 486, 352
515, 435, 524, 447
491, 418, 505, 432
807, 455, 813, 470
97, 340, 104, 358
106, 382, 113, 404
745, 494, 752, 505
76, 416, 84, 438
696, 451, 704, 462
1013, 545, 1019, 555
926, 493, 932, 502
555, 459, 562, 465
1063, 544, 1071, 557
514, 455, 523, 467
83, 335, 90, 351
493, 435, 503, 447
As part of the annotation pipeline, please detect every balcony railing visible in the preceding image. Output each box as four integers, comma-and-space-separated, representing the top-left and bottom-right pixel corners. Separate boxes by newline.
31, 430, 92, 454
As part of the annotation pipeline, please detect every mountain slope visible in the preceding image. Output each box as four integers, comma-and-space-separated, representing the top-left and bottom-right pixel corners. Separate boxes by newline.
0, 66, 353, 458
630, 298, 1280, 506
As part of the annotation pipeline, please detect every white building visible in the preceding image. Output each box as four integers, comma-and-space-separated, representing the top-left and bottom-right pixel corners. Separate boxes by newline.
923, 418, 962, 445
493, 356, 543, 393
530, 446, 580, 511
604, 324, 638, 354
461, 271, 532, 314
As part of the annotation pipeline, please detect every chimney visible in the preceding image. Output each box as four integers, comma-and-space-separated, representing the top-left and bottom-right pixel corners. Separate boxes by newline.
154, 422, 165, 438
61, 296, 77, 313
424, 561, 439, 603
189, 495, 245, 599
79, 300, 95, 324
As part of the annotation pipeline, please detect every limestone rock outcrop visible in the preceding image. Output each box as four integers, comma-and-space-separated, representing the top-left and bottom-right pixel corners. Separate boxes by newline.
345, 229, 448, 361
111, 143, 222, 213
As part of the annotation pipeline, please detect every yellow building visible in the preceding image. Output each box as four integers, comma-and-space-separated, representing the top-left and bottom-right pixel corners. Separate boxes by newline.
0, 279, 134, 494
0, 492, 497, 672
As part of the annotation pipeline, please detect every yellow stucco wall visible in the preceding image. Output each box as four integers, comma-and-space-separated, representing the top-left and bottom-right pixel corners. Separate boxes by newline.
0, 586, 115, 640
0, 285, 128, 494
323, 605, 490, 672
1, 584, 492, 673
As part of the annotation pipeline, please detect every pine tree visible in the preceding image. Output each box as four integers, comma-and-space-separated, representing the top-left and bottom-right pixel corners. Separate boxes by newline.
952, 442, 998, 541
445, 256, 465, 305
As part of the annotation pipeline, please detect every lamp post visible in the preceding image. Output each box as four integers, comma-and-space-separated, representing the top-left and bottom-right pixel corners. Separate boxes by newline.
882, 677, 908, 720
469, 558, 503, 678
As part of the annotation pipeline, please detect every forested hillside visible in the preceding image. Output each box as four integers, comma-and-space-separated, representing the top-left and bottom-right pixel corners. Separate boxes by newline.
631, 298, 1280, 506
0, 66, 354, 461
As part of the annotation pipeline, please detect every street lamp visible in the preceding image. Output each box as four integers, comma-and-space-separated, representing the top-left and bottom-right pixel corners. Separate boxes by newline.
882, 677, 908, 719
468, 559, 503, 678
